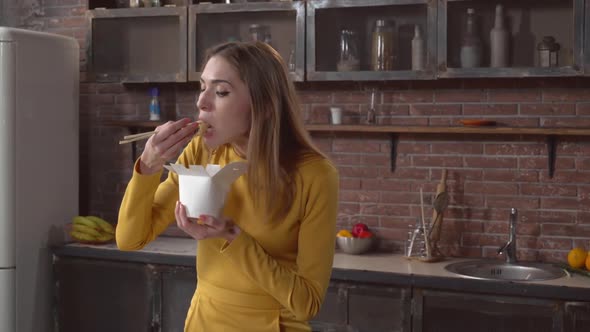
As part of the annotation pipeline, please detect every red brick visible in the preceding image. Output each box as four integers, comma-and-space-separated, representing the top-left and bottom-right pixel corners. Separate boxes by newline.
540, 197, 581, 210
97, 104, 139, 119
488, 89, 541, 102
543, 89, 590, 102
409, 104, 461, 116
339, 178, 361, 190
340, 191, 380, 203
374, 228, 409, 241
80, 94, 115, 106
463, 104, 518, 116
329, 153, 360, 166
498, 118, 540, 127
542, 224, 590, 237
333, 139, 380, 153
383, 90, 434, 103
360, 154, 390, 165
575, 158, 590, 170
542, 118, 590, 127
431, 142, 483, 155
47, 17, 86, 28
540, 170, 590, 183
520, 184, 577, 197
44, 6, 86, 17
537, 211, 577, 224
536, 237, 572, 250
380, 192, 419, 205
485, 142, 545, 156
338, 166, 380, 178
396, 141, 430, 154
297, 91, 332, 104
333, 91, 374, 104
338, 202, 360, 215
464, 182, 518, 195
576, 103, 590, 115
360, 204, 409, 216
463, 233, 506, 246
434, 90, 486, 103
308, 105, 330, 124
380, 216, 417, 228
520, 103, 576, 116
413, 155, 463, 168
483, 170, 539, 182
361, 179, 410, 191
464, 156, 517, 168
371, 104, 409, 116
486, 196, 540, 209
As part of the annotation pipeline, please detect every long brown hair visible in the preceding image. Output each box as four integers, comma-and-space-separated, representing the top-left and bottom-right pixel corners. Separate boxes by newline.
201, 41, 325, 220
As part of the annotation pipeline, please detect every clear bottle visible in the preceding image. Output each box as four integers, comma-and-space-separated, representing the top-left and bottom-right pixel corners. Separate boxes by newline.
337, 29, 360, 71
149, 87, 161, 121
411, 24, 425, 70
371, 19, 395, 71
287, 42, 296, 71
490, 4, 509, 68
460, 8, 482, 68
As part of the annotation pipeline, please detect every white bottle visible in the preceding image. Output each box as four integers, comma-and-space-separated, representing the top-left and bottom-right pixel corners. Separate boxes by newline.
490, 4, 509, 67
460, 8, 482, 68
411, 24, 425, 71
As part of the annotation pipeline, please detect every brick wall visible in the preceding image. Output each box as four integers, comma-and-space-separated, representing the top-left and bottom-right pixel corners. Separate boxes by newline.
32, 0, 590, 262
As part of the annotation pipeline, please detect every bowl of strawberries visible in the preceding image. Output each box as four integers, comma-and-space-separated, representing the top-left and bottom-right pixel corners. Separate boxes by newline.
336, 223, 374, 255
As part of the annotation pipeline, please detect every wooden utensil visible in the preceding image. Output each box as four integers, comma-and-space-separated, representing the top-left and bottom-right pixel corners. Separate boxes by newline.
429, 169, 448, 254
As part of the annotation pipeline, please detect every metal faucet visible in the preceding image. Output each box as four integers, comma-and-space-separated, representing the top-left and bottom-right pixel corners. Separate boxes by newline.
497, 208, 518, 263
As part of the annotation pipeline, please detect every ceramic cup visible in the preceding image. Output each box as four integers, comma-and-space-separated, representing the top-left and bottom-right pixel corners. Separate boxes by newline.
330, 107, 343, 125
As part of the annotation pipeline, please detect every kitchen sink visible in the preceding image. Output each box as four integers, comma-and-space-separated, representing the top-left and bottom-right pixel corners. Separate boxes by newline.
444, 260, 566, 281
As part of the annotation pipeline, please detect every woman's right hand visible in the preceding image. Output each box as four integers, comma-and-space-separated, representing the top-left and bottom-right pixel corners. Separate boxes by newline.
139, 118, 199, 174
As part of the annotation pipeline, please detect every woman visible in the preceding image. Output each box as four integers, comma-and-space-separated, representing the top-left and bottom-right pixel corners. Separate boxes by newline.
117, 41, 339, 332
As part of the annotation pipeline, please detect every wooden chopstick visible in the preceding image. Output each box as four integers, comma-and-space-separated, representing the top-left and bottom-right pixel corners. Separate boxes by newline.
119, 131, 156, 145
118, 121, 206, 145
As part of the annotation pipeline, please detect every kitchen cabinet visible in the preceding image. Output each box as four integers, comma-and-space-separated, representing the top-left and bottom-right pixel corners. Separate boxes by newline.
413, 289, 563, 332
53, 256, 196, 332
306, 0, 437, 81
86, 0, 590, 82
564, 302, 590, 332
438, 0, 584, 78
188, 1, 305, 81
311, 281, 412, 332
87, 6, 188, 83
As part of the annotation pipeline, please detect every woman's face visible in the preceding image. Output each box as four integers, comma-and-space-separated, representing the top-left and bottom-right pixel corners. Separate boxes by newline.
197, 55, 251, 151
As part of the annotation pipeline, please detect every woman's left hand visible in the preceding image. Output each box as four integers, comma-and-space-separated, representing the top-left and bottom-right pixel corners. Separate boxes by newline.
175, 201, 240, 242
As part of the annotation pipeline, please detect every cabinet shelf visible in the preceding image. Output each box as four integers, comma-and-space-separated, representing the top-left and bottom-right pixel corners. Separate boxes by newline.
306, 124, 590, 179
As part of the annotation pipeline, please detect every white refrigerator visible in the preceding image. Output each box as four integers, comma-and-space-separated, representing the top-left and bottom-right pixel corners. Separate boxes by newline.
0, 27, 79, 332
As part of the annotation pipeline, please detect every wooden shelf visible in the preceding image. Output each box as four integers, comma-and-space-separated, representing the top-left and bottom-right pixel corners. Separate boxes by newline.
305, 124, 590, 136
306, 124, 590, 178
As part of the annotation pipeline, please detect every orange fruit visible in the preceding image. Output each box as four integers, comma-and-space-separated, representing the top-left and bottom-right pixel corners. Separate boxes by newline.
336, 229, 353, 238
586, 252, 590, 271
567, 248, 587, 269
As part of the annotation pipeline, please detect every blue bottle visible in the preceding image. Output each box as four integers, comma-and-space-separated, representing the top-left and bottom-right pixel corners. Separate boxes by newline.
149, 87, 161, 121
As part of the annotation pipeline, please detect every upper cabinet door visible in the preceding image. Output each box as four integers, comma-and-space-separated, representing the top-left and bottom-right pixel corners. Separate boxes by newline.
306, 0, 437, 81
88, 7, 188, 83
438, 0, 584, 78
188, 1, 305, 82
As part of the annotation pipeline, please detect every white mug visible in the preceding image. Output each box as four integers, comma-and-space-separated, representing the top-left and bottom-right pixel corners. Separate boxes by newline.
330, 107, 343, 125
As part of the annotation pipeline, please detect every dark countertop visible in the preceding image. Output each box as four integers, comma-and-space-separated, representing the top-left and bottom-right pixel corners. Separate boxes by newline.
52, 237, 590, 302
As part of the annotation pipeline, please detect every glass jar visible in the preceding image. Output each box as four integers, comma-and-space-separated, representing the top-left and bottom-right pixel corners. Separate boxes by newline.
337, 29, 360, 72
249, 24, 265, 42
537, 36, 560, 68
371, 19, 395, 71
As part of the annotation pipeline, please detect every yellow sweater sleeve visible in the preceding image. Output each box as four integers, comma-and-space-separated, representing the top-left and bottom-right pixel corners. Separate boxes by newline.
116, 138, 203, 250
219, 160, 339, 321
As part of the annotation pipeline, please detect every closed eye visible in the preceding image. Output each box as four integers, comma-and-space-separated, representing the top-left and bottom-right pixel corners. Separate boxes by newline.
216, 91, 230, 97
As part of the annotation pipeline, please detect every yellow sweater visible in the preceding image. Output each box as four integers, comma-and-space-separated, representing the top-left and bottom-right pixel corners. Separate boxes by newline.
117, 137, 339, 332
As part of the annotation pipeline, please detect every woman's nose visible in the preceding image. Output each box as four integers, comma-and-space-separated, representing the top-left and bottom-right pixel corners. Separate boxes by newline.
196, 90, 210, 112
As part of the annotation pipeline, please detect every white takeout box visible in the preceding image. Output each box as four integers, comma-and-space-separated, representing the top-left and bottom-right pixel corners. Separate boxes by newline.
164, 161, 248, 219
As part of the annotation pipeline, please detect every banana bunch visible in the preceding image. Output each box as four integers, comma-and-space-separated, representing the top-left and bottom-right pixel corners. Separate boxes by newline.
70, 216, 115, 243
